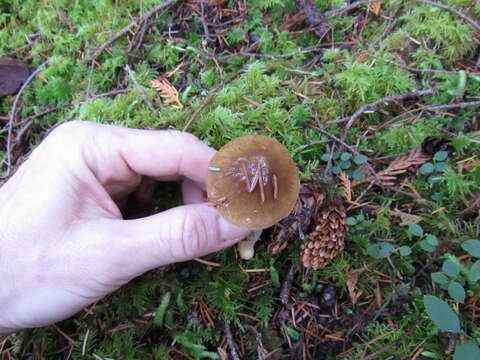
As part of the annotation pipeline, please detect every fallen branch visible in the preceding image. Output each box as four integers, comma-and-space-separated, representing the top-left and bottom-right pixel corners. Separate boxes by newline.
124, 64, 155, 111
223, 321, 240, 360
91, 0, 178, 60
6, 59, 49, 176
420, 100, 480, 111
325, 0, 375, 18
341, 88, 437, 141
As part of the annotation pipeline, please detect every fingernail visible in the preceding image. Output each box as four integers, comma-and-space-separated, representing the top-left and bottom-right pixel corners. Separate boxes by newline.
218, 217, 249, 242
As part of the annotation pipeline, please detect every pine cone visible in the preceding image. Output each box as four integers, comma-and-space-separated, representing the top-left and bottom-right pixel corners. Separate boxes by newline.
268, 182, 324, 254
300, 197, 348, 269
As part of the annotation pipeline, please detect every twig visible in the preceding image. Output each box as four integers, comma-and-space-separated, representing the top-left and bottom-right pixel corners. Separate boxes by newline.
414, 0, 480, 32
223, 321, 240, 360
182, 86, 220, 131
200, 0, 211, 42
91, 0, 178, 59
325, 0, 375, 18
6, 59, 49, 176
341, 88, 437, 141
280, 264, 296, 306
370, 55, 459, 75
124, 64, 155, 111
420, 100, 480, 111
245, 325, 269, 360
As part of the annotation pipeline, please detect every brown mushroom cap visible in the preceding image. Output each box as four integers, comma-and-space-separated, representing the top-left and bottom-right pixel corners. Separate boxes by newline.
206, 135, 300, 229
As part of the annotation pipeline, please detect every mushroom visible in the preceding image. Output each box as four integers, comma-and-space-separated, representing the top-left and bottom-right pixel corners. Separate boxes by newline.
206, 135, 300, 259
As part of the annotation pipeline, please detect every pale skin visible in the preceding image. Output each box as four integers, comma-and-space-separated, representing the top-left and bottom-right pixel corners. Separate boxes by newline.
0, 121, 249, 335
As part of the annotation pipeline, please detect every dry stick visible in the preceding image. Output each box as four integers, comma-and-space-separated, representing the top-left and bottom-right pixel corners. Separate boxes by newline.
200, 0, 211, 42
6, 59, 49, 176
245, 325, 269, 360
414, 0, 480, 32
341, 88, 437, 141
280, 264, 296, 306
124, 64, 155, 111
325, 0, 376, 18
91, 0, 178, 60
223, 321, 241, 360
420, 100, 480, 111
370, 55, 459, 75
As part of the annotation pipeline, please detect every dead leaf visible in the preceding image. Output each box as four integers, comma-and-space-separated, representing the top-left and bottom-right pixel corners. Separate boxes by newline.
369, 2, 382, 16
347, 270, 363, 305
355, 50, 371, 64
339, 171, 353, 202
0, 57, 30, 98
390, 209, 424, 226
150, 78, 183, 109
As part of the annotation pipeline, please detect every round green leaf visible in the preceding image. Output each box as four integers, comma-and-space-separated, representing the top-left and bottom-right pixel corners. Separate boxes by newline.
424, 295, 460, 333
431, 272, 448, 285
442, 260, 459, 277
339, 160, 352, 169
346, 217, 357, 226
454, 341, 480, 360
419, 240, 435, 252
321, 153, 331, 162
367, 242, 395, 259
354, 154, 368, 165
434, 162, 447, 172
352, 169, 366, 180
469, 260, 480, 282
420, 162, 434, 174
448, 282, 465, 303
408, 223, 424, 237
332, 165, 341, 174
425, 234, 438, 246
340, 152, 352, 161
433, 151, 448, 161
399, 246, 412, 256
462, 239, 480, 258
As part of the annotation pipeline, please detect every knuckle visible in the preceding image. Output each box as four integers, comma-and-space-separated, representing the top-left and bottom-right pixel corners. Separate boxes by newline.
178, 208, 209, 259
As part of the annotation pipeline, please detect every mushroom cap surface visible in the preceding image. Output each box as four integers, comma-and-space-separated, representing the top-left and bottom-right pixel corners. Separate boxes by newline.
206, 135, 300, 229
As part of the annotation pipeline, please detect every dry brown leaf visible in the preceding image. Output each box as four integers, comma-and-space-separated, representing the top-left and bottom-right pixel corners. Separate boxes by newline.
339, 171, 353, 202
347, 270, 363, 304
369, 1, 382, 16
150, 78, 183, 109
390, 209, 424, 226
355, 50, 371, 64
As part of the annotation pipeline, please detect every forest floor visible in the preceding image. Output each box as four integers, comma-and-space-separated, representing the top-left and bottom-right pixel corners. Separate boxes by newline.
1, 0, 480, 359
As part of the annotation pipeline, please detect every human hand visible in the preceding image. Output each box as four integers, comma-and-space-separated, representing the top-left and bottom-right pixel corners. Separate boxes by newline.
0, 121, 249, 334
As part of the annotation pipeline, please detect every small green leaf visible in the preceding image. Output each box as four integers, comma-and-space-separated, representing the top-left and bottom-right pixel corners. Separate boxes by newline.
448, 282, 465, 303
442, 260, 460, 277
434, 162, 447, 172
346, 217, 357, 226
283, 325, 300, 341
431, 272, 448, 285
332, 165, 341, 174
399, 246, 412, 256
425, 234, 438, 246
424, 295, 460, 332
332, 152, 340, 160
269, 263, 280, 288
469, 260, 480, 282
340, 152, 352, 161
353, 154, 368, 164
420, 162, 434, 174
367, 242, 395, 259
339, 160, 352, 169
408, 223, 424, 237
454, 341, 480, 360
321, 153, 331, 162
352, 169, 366, 180
433, 151, 448, 161
462, 239, 480, 257
419, 240, 435, 252
421, 351, 443, 359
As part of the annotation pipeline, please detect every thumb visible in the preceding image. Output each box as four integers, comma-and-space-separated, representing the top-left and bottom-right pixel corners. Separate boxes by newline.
108, 203, 250, 276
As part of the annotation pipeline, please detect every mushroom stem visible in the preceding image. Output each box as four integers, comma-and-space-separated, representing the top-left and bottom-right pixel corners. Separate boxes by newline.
238, 229, 263, 260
